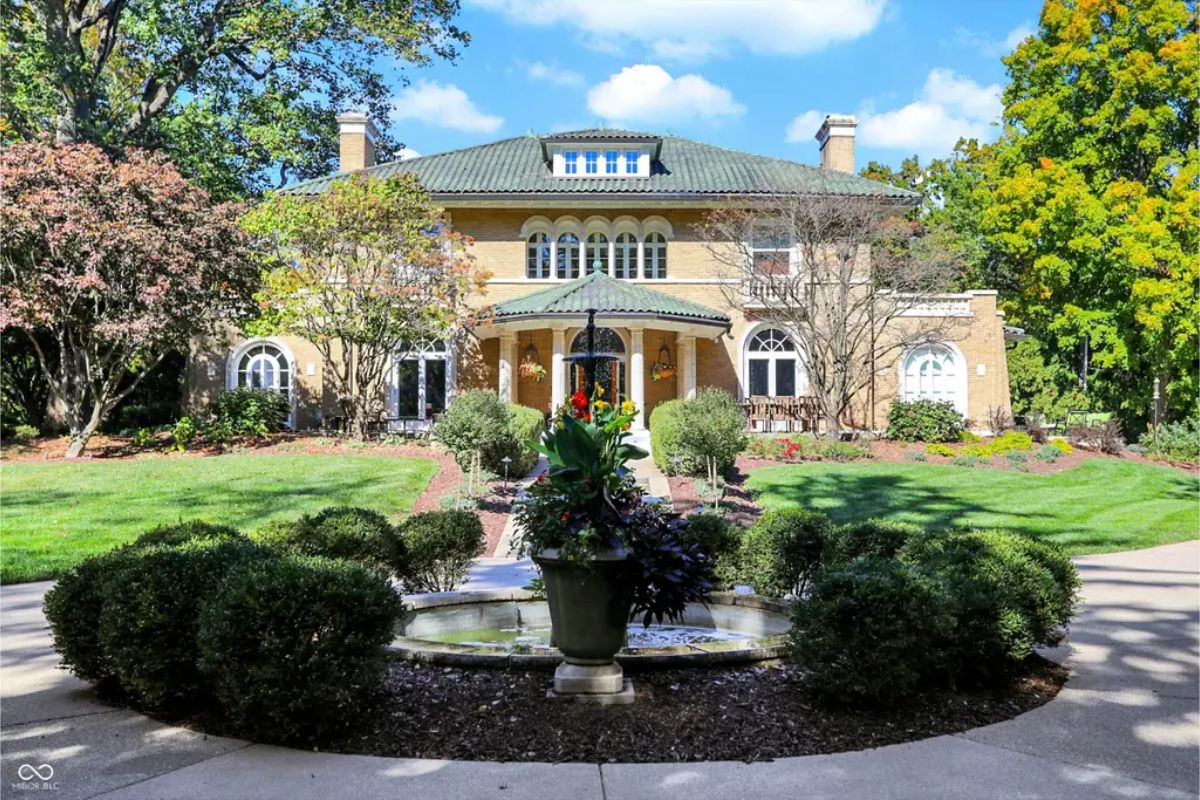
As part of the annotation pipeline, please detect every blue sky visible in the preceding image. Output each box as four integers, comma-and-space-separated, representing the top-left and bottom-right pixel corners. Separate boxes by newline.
381, 0, 1042, 170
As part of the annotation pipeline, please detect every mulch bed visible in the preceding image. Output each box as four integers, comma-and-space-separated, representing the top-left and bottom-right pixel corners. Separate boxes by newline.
324, 659, 1066, 764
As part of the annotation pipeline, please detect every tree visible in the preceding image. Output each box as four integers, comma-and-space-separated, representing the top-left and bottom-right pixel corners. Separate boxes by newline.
243, 174, 489, 438
1, 0, 467, 199
700, 191, 965, 438
0, 141, 258, 456
981, 0, 1199, 427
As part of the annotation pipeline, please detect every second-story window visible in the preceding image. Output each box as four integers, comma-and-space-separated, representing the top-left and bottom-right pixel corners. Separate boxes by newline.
557, 233, 580, 279
614, 233, 637, 278
752, 223, 791, 274
624, 150, 639, 174
564, 151, 579, 174
526, 232, 550, 279
584, 151, 599, 174
605, 151, 619, 174
645, 232, 667, 279
586, 233, 609, 273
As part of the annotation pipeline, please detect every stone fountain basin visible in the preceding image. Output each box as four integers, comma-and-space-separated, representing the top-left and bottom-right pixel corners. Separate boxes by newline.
389, 588, 792, 668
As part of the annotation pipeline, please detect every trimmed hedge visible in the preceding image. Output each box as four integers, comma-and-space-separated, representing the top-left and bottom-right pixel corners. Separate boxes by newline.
507, 403, 546, 476
680, 513, 742, 590
829, 519, 920, 564
649, 399, 686, 474
131, 520, 245, 550
733, 509, 834, 597
255, 506, 404, 576
435, 390, 538, 474
650, 389, 747, 476
43, 548, 138, 685
400, 510, 485, 592
197, 554, 402, 743
886, 400, 965, 443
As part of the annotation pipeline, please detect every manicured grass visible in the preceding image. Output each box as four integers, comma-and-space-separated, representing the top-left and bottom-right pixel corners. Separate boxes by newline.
0, 454, 438, 584
746, 458, 1198, 556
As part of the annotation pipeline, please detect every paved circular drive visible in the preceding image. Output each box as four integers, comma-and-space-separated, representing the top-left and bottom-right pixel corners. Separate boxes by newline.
2, 542, 1196, 800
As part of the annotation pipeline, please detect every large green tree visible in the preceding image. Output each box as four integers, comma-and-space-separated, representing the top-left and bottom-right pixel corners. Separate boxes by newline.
983, 0, 1198, 426
0, 0, 466, 199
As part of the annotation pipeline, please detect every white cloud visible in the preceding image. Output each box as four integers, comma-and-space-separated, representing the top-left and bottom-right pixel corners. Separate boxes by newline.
586, 64, 745, 126
524, 60, 584, 88
856, 69, 1001, 155
785, 110, 826, 143
397, 147, 421, 161
952, 21, 1034, 57
468, 0, 886, 61
391, 80, 503, 133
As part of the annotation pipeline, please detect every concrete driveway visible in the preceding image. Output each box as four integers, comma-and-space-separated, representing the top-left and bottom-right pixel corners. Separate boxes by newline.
2, 541, 1197, 800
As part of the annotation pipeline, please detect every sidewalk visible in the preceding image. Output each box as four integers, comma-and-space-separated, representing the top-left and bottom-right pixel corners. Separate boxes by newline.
3, 543, 1196, 799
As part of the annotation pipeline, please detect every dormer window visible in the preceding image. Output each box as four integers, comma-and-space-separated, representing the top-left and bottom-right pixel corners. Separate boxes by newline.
605, 151, 619, 174
545, 134, 659, 177
564, 151, 578, 175
584, 151, 599, 174
624, 150, 638, 174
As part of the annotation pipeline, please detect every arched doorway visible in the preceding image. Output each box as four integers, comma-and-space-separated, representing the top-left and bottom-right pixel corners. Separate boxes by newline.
569, 327, 627, 402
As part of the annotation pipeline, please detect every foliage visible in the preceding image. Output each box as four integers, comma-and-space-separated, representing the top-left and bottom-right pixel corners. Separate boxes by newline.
886, 400, 965, 443
0, 329, 53, 437
171, 417, 197, 452
97, 539, 270, 710
650, 390, 747, 476
959, 429, 982, 443
7, 423, 38, 442
506, 404, 546, 476
197, 555, 402, 743
1068, 420, 1125, 454
130, 428, 154, 449
624, 503, 715, 626
399, 510, 484, 593
1049, 438, 1073, 454
131, 521, 245, 550
732, 509, 835, 597
207, 389, 291, 438
1005, 451, 1029, 471
744, 435, 788, 460
987, 406, 1013, 435
244, 175, 486, 438
829, 519, 919, 563
649, 400, 686, 473
434, 390, 513, 471
904, 450, 928, 462
925, 443, 956, 458
1035, 445, 1062, 464
1006, 338, 1086, 422
990, 431, 1034, 454
0, 142, 258, 456
952, 454, 985, 468
679, 513, 741, 590
1140, 417, 1200, 463
259, 506, 405, 577
1, 0, 466, 199
792, 556, 951, 703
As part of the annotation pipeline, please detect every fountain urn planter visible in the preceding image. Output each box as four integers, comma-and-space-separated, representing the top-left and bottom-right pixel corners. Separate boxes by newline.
532, 546, 635, 703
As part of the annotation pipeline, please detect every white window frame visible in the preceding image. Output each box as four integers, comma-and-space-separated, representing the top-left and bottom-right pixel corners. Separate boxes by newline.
388, 341, 452, 427
613, 232, 637, 279
899, 342, 967, 416
564, 151, 579, 175
584, 151, 599, 174
526, 231, 551, 279
741, 326, 806, 399
644, 232, 668, 280
227, 338, 296, 428
585, 232, 609, 274
556, 232, 581, 279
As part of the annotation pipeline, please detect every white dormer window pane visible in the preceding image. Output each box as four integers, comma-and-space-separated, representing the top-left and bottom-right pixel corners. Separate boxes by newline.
564, 151, 578, 175
526, 232, 550, 279
557, 233, 580, 279
605, 151, 619, 174
645, 232, 667, 279
584, 151, 599, 174
625, 150, 639, 174
586, 233, 609, 274
614, 233, 636, 279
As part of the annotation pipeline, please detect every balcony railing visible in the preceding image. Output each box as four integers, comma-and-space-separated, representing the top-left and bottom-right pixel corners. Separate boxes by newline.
743, 275, 805, 308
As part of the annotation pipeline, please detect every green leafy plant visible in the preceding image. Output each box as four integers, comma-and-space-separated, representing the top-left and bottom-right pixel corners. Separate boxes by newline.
743, 435, 788, 460
207, 388, 290, 438
650, 389, 747, 475
732, 509, 834, 597
952, 454, 985, 468
959, 429, 983, 443
886, 400, 965, 443
1005, 451, 1029, 471
904, 450, 928, 462
132, 521, 245, 550
1139, 418, 1199, 464
400, 510, 484, 592
679, 513, 742, 590
130, 427, 154, 449
1048, 438, 1073, 454
506, 403, 547, 476
925, 443, 956, 457
434, 391, 536, 474
171, 416, 197, 452
256, 506, 405, 577
1035, 444, 1063, 463
815, 440, 872, 462
989, 431, 1034, 455
829, 519, 919, 564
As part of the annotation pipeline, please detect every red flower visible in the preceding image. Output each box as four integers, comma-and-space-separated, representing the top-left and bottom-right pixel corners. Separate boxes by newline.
570, 390, 588, 409
582, 412, 591, 422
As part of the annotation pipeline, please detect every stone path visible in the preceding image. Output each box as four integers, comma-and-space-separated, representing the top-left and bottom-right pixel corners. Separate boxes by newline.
3, 543, 1196, 800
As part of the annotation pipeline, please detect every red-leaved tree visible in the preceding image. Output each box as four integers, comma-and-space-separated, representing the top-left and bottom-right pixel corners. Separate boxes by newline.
0, 141, 259, 456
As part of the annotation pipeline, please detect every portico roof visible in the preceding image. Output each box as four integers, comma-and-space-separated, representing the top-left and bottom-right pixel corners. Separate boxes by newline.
489, 272, 731, 331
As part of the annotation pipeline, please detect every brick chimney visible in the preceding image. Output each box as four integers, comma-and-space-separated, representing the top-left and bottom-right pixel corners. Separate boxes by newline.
815, 114, 857, 174
336, 113, 380, 173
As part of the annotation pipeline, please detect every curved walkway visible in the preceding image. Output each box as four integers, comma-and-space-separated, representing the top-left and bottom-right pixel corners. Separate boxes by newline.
2, 542, 1196, 800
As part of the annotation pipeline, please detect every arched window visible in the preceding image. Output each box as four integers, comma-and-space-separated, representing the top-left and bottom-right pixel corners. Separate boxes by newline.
902, 344, 964, 413
394, 341, 448, 421
645, 232, 667, 279
557, 233, 580, 279
526, 233, 550, 279
236, 342, 292, 401
745, 328, 800, 398
585, 232, 609, 274
569, 327, 626, 401
614, 233, 637, 279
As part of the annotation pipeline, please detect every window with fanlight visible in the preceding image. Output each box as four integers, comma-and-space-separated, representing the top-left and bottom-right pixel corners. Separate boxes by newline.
556, 233, 581, 279
644, 232, 667, 279
585, 232, 609, 274
744, 328, 802, 398
901, 343, 964, 413
526, 232, 550, 279
235, 342, 292, 401
614, 233, 637, 279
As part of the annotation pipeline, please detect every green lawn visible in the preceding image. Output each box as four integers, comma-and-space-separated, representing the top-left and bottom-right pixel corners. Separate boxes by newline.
746, 458, 1199, 556
0, 454, 438, 584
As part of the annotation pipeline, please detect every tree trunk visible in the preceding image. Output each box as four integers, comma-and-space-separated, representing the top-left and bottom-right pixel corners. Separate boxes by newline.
824, 410, 841, 440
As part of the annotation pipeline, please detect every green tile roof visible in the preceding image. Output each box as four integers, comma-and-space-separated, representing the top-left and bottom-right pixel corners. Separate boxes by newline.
492, 271, 731, 328
280, 130, 918, 200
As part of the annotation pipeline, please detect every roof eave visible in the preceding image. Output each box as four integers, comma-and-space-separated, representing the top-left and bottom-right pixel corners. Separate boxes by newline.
491, 310, 731, 331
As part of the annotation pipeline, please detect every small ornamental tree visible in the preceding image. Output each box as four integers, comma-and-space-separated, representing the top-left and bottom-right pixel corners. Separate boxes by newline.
243, 174, 489, 438
0, 142, 258, 457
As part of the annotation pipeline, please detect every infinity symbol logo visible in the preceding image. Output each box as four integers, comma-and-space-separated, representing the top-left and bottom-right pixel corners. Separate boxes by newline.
17, 763, 54, 781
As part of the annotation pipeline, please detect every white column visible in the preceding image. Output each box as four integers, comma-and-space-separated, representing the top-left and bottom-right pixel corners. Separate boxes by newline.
551, 327, 566, 409
498, 334, 516, 403
676, 334, 697, 400
636, 240, 645, 280
630, 328, 646, 429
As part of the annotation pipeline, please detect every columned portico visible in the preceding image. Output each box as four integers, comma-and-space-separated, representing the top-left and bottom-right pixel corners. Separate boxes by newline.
550, 326, 566, 409
629, 328, 646, 429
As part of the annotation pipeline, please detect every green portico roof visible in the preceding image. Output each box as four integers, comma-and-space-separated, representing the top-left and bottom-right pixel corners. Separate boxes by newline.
491, 271, 730, 329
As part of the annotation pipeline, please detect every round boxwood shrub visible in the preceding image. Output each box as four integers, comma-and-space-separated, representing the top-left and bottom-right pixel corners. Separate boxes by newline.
259, 506, 405, 577
434, 390, 521, 473
649, 399, 686, 473
829, 519, 920, 564
131, 520, 245, 550
507, 403, 546, 476
886, 399, 965, 443
197, 555, 403, 743
792, 556, 952, 703
650, 390, 747, 476
98, 539, 271, 710
734, 509, 835, 597
400, 510, 484, 593
680, 513, 742, 590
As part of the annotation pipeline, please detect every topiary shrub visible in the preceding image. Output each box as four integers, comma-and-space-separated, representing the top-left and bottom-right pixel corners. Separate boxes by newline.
650, 398, 687, 474
680, 513, 742, 590
97, 539, 271, 710
791, 556, 952, 703
400, 510, 485, 592
829, 519, 919, 564
435, 390, 525, 473
886, 400, 965, 443
733, 509, 835, 597
507, 403, 546, 476
197, 555, 403, 743
258, 506, 405, 577
207, 388, 291, 437
131, 520, 245, 550
676, 387, 748, 474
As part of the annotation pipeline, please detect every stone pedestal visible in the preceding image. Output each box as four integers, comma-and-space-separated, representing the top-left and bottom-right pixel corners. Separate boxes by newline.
547, 661, 635, 705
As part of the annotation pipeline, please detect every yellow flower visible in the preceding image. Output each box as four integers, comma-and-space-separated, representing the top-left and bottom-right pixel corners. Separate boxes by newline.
593, 383, 605, 397
620, 400, 636, 415
594, 400, 609, 412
